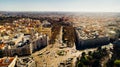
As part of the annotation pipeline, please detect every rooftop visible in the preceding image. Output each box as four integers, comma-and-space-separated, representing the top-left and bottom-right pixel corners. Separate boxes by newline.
0, 57, 14, 67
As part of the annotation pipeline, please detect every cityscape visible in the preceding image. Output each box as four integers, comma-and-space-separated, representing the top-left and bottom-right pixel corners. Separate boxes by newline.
0, 0, 120, 67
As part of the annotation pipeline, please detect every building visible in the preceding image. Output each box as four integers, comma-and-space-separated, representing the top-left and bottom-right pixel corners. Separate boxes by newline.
76, 37, 111, 50
1, 34, 48, 56
30, 34, 48, 53
2, 45, 30, 56
75, 26, 117, 50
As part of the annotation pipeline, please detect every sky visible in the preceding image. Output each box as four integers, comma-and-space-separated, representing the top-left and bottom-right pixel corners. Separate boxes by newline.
0, 0, 120, 12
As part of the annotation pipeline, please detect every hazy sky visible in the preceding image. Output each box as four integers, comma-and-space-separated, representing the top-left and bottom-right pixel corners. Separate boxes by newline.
0, 0, 120, 12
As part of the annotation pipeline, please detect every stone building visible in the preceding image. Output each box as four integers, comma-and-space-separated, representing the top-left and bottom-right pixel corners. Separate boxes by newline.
30, 34, 48, 53
2, 45, 30, 56
2, 34, 48, 56
76, 37, 111, 50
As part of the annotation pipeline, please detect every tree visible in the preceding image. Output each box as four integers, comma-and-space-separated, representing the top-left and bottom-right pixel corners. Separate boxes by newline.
92, 59, 101, 67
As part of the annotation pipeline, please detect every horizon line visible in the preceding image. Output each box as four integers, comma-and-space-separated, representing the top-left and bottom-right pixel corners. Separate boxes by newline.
0, 10, 120, 13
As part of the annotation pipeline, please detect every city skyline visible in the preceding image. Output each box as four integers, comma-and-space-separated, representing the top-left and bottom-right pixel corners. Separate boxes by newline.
0, 0, 120, 12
